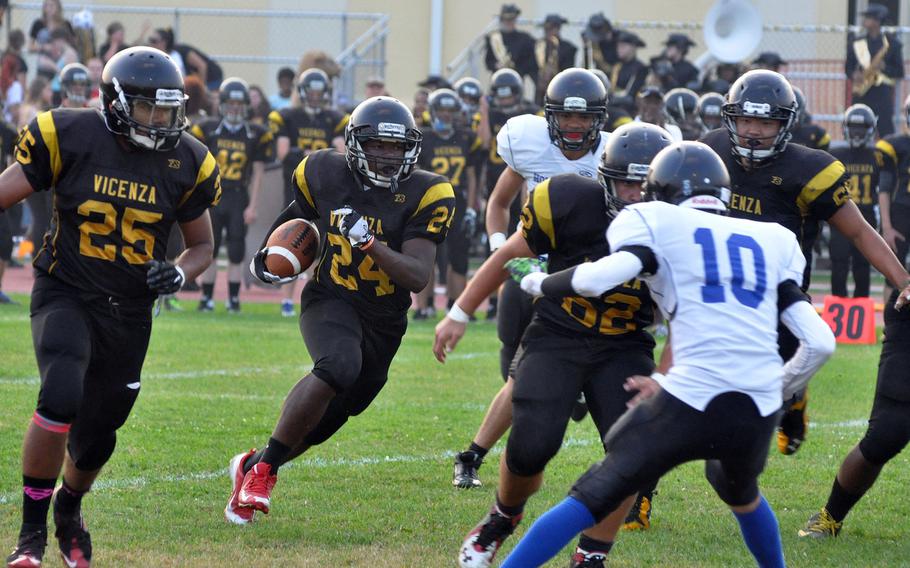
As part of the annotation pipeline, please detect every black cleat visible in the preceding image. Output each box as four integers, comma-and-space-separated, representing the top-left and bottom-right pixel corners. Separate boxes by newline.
453, 451, 483, 489
778, 390, 808, 455
571, 393, 588, 422
53, 489, 92, 567
569, 548, 607, 568
6, 525, 47, 568
622, 492, 652, 531
458, 507, 522, 568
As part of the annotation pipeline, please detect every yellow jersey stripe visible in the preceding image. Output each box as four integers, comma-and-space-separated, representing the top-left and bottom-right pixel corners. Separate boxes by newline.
876, 139, 897, 164
293, 156, 316, 209
613, 115, 633, 128
797, 160, 846, 215
410, 182, 455, 219
818, 132, 831, 148
36, 112, 61, 187
533, 178, 556, 249
189, 124, 205, 141
334, 114, 350, 135
179, 151, 218, 208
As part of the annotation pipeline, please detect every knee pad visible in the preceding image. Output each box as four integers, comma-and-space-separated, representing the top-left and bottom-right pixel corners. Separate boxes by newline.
505, 428, 562, 477
227, 236, 245, 265
311, 353, 363, 393
705, 460, 759, 507
859, 412, 910, 465
499, 345, 517, 382
68, 431, 117, 471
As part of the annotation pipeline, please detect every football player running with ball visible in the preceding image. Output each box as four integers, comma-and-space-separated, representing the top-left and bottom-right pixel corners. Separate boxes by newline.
499, 142, 838, 568
224, 97, 455, 525
3, 47, 221, 568
700, 70, 910, 456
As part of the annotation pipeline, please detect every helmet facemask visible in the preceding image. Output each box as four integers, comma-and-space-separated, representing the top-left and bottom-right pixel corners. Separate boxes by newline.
598, 160, 648, 216
346, 124, 421, 191
63, 80, 90, 107
107, 76, 187, 151
722, 101, 795, 166
300, 80, 329, 115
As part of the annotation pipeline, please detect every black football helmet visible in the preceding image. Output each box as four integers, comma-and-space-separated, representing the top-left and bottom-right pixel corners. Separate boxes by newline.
722, 69, 797, 165
644, 141, 732, 213
454, 77, 483, 116
792, 85, 808, 124
664, 88, 698, 125
843, 103, 877, 148
489, 68, 523, 112
345, 96, 422, 191
101, 46, 188, 151
298, 68, 331, 112
544, 68, 607, 152
696, 92, 725, 133
589, 68, 612, 95
218, 77, 250, 126
599, 122, 673, 215
428, 88, 461, 137
60, 62, 90, 106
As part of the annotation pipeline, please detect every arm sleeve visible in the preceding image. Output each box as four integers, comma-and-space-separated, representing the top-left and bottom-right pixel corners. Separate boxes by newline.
403, 181, 456, 244
779, 300, 836, 401
176, 151, 222, 222
566, 250, 645, 298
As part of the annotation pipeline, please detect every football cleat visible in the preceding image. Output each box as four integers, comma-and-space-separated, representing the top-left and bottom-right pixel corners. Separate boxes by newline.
622, 492, 652, 531
458, 507, 522, 568
798, 508, 842, 539
778, 389, 809, 455
225, 449, 258, 525
198, 298, 214, 312
571, 393, 589, 422
453, 451, 483, 489
226, 299, 241, 314
238, 462, 278, 514
280, 300, 295, 318
6, 526, 47, 568
0, 291, 19, 305
569, 547, 607, 568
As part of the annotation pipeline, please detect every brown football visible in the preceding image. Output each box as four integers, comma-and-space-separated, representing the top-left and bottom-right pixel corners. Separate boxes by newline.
264, 219, 320, 278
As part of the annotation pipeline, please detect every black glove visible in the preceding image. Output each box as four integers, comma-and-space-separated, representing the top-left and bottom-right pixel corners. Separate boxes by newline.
461, 207, 477, 237
146, 260, 186, 295
333, 206, 375, 248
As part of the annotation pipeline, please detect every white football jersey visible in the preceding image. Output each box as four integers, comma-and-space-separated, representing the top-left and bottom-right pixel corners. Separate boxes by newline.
496, 114, 607, 193
608, 201, 806, 416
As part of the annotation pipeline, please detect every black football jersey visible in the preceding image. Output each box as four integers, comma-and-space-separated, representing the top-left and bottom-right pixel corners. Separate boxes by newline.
521, 173, 654, 344
417, 127, 483, 199
701, 129, 849, 245
189, 119, 273, 192
268, 107, 349, 153
790, 123, 831, 151
829, 144, 883, 209
0, 120, 17, 163
17, 108, 221, 300
877, 134, 910, 207
291, 149, 456, 317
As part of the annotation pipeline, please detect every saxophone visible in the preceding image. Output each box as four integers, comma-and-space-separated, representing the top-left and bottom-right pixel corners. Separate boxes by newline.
853, 35, 890, 97
537, 36, 560, 99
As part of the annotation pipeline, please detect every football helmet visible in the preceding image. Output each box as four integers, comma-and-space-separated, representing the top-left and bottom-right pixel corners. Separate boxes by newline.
100, 46, 188, 151
644, 141, 732, 213
428, 88, 462, 137
454, 77, 483, 116
489, 68, 523, 112
792, 85, 808, 124
219, 77, 250, 126
589, 68, 612, 96
60, 62, 90, 106
664, 88, 698, 126
842, 104, 877, 148
345, 96, 422, 191
298, 68, 331, 113
722, 69, 797, 165
599, 122, 673, 216
544, 68, 607, 151
696, 92, 725, 133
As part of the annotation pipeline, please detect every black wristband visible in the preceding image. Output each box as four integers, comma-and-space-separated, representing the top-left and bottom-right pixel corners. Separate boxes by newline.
540, 267, 578, 298
777, 279, 809, 314
617, 245, 658, 275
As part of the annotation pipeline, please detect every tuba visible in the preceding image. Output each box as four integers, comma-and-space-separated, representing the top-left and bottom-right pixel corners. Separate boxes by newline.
695, 0, 763, 73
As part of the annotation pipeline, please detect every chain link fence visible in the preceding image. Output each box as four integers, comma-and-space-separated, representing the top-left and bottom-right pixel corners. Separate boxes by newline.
6, 2, 387, 107
448, 17, 910, 140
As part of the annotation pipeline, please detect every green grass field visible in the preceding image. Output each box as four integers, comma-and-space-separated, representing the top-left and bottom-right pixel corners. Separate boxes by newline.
1, 293, 909, 567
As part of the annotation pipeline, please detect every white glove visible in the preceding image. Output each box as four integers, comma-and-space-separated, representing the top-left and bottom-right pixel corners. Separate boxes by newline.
249, 248, 298, 285
332, 206, 375, 248
520, 272, 547, 296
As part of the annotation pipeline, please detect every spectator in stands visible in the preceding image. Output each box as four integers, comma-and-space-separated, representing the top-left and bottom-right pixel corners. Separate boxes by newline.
249, 85, 271, 125
1, 29, 28, 124
484, 4, 537, 84
98, 21, 130, 63
700, 62, 741, 95
269, 66, 295, 110
28, 0, 73, 56
418, 74, 452, 91
184, 75, 211, 124
365, 77, 388, 98
17, 77, 52, 129
85, 56, 101, 98
413, 87, 430, 126
46, 28, 78, 104
751, 52, 787, 73
147, 27, 184, 75
299, 49, 341, 81
610, 31, 648, 115
534, 14, 577, 105
152, 27, 223, 91
649, 33, 699, 91
635, 85, 682, 141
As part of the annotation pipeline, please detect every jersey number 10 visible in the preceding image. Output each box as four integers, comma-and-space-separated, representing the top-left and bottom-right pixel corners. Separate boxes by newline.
694, 228, 767, 309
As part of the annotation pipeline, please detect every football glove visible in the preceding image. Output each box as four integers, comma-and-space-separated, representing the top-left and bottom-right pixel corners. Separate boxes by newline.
462, 207, 477, 237
332, 206, 375, 248
146, 260, 186, 295
249, 248, 298, 285
504, 257, 548, 284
